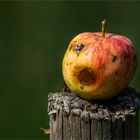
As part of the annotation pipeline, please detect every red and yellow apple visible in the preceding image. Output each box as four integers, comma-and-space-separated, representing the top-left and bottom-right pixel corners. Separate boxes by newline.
62, 20, 137, 100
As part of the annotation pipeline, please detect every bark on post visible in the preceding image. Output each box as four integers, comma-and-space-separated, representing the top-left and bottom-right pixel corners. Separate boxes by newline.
48, 87, 140, 140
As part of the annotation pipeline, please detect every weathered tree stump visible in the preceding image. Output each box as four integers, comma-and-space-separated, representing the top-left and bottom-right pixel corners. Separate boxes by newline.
48, 87, 140, 140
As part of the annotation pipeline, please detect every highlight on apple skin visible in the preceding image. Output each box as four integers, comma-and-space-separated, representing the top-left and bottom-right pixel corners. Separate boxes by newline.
62, 21, 137, 100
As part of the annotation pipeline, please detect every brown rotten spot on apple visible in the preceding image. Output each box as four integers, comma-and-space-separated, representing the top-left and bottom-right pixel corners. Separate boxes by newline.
78, 68, 96, 86
112, 54, 118, 62
123, 51, 129, 60
75, 44, 85, 55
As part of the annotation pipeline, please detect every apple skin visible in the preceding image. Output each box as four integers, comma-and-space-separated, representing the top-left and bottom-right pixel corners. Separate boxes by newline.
62, 32, 137, 100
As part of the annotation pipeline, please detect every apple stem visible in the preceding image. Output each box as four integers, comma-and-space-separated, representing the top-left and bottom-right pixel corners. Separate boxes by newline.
102, 19, 107, 37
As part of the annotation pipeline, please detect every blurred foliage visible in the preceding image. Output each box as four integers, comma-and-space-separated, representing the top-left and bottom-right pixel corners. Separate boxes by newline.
0, 1, 140, 139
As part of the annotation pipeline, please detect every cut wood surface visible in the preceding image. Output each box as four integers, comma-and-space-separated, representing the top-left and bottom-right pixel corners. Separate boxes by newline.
48, 87, 140, 140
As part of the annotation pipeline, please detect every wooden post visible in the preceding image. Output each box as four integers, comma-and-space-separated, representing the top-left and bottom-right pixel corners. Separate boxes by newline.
48, 87, 140, 140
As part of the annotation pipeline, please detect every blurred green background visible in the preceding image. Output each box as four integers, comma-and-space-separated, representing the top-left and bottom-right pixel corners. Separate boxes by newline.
0, 1, 140, 139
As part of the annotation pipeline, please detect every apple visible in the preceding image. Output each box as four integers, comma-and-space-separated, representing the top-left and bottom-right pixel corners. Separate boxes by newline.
62, 20, 137, 100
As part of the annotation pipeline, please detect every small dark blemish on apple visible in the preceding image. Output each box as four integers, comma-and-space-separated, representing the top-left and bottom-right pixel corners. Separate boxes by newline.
115, 71, 118, 75
131, 46, 134, 50
123, 51, 128, 60
112, 54, 118, 62
85, 52, 89, 56
74, 66, 76, 69
66, 62, 72, 65
106, 49, 110, 54
80, 86, 84, 89
73, 73, 76, 77
75, 44, 85, 55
